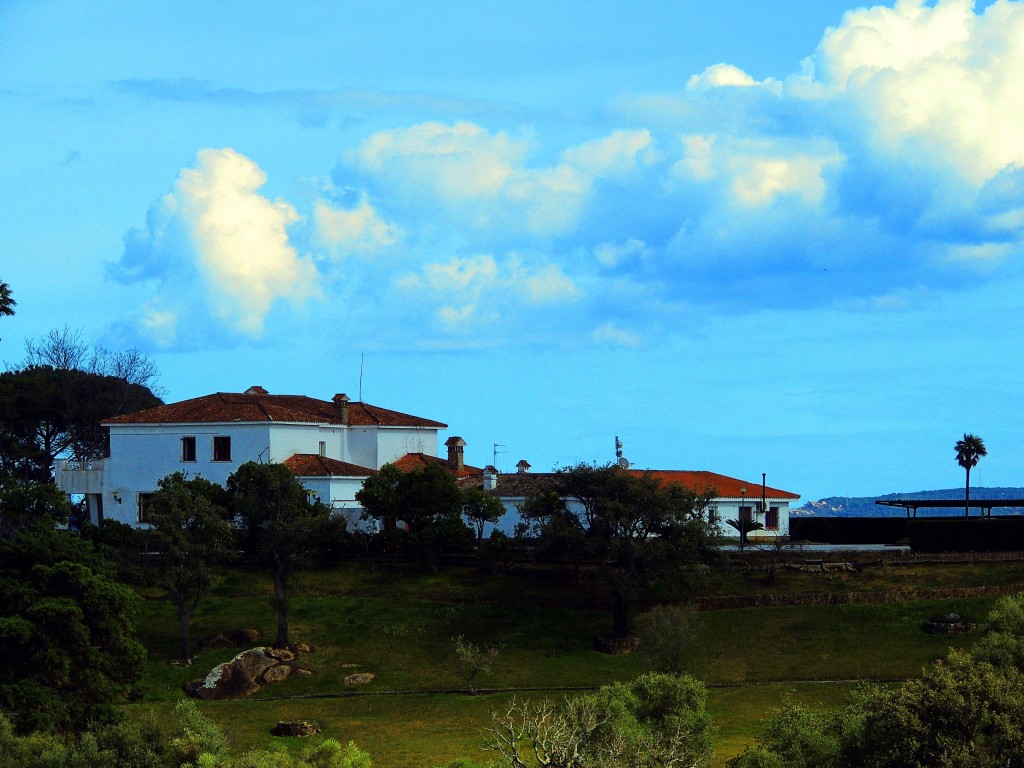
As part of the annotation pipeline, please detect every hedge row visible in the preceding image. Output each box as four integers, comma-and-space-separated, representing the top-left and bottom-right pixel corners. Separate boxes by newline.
791, 516, 1024, 551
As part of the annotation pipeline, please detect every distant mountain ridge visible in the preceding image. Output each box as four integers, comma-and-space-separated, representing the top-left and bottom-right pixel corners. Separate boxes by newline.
794, 487, 1024, 517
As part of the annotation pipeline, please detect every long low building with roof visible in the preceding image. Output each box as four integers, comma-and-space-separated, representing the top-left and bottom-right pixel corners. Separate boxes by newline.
55, 385, 799, 537
460, 464, 800, 538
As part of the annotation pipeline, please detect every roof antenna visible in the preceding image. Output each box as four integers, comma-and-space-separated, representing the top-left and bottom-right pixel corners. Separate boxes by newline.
615, 436, 630, 469
358, 353, 364, 402
493, 443, 507, 470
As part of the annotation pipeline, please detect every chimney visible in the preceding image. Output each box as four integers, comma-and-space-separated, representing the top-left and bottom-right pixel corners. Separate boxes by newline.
483, 465, 499, 491
516, 459, 531, 474
445, 436, 466, 472
245, 385, 268, 395
332, 393, 350, 426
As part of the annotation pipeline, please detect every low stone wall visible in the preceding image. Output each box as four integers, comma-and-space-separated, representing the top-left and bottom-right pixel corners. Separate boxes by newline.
695, 583, 1024, 611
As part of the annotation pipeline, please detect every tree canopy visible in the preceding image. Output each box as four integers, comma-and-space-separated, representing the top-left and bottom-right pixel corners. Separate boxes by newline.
486, 672, 714, 768
533, 464, 717, 639
0, 365, 162, 480
0, 281, 13, 336
356, 462, 475, 559
955, 433, 987, 518
146, 472, 233, 662
729, 593, 1024, 768
0, 500, 143, 734
229, 462, 329, 648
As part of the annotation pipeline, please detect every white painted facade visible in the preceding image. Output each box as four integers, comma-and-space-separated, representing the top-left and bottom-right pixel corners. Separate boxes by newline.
56, 404, 441, 527
476, 469, 797, 540
486, 496, 791, 538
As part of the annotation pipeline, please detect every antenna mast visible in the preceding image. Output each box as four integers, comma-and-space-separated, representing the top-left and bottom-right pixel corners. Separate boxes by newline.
493, 443, 507, 469
615, 436, 630, 469
358, 353, 364, 402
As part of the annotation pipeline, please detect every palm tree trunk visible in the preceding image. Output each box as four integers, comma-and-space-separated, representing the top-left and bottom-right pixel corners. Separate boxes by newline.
964, 466, 971, 518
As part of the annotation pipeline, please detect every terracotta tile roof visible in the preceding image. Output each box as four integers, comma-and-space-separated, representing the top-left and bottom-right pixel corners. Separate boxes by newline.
283, 454, 376, 478
391, 452, 484, 478
460, 472, 561, 496
102, 391, 447, 428
460, 469, 798, 500
637, 470, 800, 500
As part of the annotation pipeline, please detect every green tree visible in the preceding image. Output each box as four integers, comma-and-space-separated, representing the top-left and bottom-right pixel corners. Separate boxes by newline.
461, 486, 505, 545
0, 472, 72, 538
357, 462, 472, 560
636, 604, 699, 674
0, 281, 13, 318
399, 462, 462, 531
0, 365, 162, 480
356, 462, 403, 538
0, 698, 372, 768
0, 512, 144, 734
147, 472, 233, 663
731, 594, 1024, 768
453, 634, 500, 694
727, 703, 842, 768
229, 462, 329, 648
955, 433, 987, 518
553, 464, 716, 640
486, 672, 713, 768
0, 281, 13, 341
726, 516, 764, 549
519, 489, 588, 577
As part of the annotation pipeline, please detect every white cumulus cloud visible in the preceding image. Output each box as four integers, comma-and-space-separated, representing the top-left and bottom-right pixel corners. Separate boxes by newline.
112, 148, 320, 344
592, 323, 641, 348
687, 63, 782, 93
813, 0, 1024, 184
313, 195, 401, 257
396, 254, 579, 332
342, 121, 663, 242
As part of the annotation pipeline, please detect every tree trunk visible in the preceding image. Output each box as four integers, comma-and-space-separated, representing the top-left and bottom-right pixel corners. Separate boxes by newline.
965, 466, 972, 518
177, 594, 192, 663
611, 594, 630, 639
272, 567, 289, 648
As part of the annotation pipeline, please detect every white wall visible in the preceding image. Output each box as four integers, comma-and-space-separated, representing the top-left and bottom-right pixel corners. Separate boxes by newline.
104, 423, 271, 525
712, 499, 791, 538
376, 427, 437, 465
59, 419, 444, 528
344, 427, 379, 469
485, 496, 792, 539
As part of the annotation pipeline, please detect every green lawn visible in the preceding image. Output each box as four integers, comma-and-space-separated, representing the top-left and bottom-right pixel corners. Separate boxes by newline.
130, 562, 1008, 767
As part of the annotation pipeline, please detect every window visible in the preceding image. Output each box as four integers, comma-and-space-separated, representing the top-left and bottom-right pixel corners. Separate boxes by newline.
319, 441, 326, 457
212, 436, 231, 462
137, 492, 155, 524
765, 506, 780, 530
738, 505, 753, 523
181, 436, 196, 462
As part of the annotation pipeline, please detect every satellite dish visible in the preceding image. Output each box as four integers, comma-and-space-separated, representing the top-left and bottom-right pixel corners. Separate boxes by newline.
617, 456, 630, 469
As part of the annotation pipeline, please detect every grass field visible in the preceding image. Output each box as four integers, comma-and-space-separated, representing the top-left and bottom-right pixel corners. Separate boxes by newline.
130, 560, 1016, 767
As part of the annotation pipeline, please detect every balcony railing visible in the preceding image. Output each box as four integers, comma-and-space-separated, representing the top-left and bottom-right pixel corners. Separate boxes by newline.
55, 459, 106, 494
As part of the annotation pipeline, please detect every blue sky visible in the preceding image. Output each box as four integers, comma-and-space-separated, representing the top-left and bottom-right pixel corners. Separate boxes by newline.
2, 0, 1022, 502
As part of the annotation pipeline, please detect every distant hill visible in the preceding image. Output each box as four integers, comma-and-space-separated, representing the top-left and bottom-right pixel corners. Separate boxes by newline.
793, 487, 1024, 517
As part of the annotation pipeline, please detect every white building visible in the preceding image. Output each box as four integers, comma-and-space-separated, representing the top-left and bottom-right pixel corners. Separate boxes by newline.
465, 465, 800, 539
55, 386, 799, 539
55, 386, 448, 528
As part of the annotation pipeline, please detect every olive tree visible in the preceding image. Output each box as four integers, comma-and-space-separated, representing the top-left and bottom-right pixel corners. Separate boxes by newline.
146, 472, 233, 663
229, 462, 329, 648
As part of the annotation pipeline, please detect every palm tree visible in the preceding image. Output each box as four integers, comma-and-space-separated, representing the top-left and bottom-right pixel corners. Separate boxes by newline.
0, 281, 13, 341
0, 281, 14, 317
955, 434, 987, 518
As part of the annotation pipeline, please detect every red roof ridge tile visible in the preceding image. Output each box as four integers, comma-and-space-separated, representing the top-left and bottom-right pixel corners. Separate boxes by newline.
102, 390, 446, 428
282, 454, 377, 477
